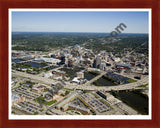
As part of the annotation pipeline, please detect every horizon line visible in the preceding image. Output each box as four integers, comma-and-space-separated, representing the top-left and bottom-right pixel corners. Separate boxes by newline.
12, 31, 149, 34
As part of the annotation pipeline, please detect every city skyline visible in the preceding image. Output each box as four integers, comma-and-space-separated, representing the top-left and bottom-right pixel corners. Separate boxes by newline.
10, 9, 151, 119
12, 10, 149, 33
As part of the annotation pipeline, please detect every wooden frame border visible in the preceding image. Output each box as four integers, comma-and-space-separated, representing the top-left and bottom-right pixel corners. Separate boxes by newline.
0, 0, 160, 128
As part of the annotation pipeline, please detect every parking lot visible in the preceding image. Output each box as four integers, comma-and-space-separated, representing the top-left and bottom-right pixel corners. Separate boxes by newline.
70, 98, 88, 109
12, 87, 40, 100
13, 101, 43, 115
80, 93, 111, 113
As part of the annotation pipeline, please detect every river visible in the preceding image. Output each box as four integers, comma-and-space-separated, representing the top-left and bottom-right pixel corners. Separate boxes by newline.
111, 90, 148, 115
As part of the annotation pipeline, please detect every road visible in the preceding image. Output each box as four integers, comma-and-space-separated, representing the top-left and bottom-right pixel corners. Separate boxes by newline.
12, 70, 149, 116
87, 76, 147, 91
83, 71, 106, 86
12, 70, 58, 85
121, 42, 146, 61
12, 70, 149, 92
66, 75, 149, 92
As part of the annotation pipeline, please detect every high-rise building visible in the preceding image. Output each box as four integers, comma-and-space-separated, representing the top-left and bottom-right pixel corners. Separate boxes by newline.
58, 55, 65, 65
93, 56, 101, 69
100, 62, 106, 71
61, 56, 65, 64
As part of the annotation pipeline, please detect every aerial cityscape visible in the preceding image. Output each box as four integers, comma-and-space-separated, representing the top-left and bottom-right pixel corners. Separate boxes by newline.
11, 10, 150, 117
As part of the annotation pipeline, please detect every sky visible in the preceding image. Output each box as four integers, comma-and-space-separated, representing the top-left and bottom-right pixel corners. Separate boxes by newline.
12, 10, 149, 33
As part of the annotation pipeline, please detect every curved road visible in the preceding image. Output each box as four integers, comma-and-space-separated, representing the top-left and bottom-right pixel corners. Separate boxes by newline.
12, 70, 149, 92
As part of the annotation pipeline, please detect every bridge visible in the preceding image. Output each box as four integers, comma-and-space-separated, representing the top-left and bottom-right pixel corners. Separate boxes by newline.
69, 75, 149, 92
12, 70, 149, 92
83, 71, 106, 86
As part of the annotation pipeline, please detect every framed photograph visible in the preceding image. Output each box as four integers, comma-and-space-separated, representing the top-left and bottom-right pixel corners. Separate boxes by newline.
0, 0, 160, 128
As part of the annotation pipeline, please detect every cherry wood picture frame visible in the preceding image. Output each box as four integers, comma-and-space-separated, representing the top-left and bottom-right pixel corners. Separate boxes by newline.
0, 0, 160, 128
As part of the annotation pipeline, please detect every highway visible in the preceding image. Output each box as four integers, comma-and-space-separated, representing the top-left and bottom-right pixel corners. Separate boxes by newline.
12, 70, 58, 85
71, 75, 149, 92
12, 70, 149, 92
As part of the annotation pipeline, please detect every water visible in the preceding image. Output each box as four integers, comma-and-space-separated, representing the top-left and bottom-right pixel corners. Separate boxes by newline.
27, 62, 46, 68
84, 71, 98, 81
12, 59, 24, 63
94, 76, 117, 86
111, 90, 148, 115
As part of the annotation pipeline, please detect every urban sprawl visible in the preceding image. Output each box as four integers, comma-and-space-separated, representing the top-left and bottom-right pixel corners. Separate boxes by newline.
12, 41, 149, 116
